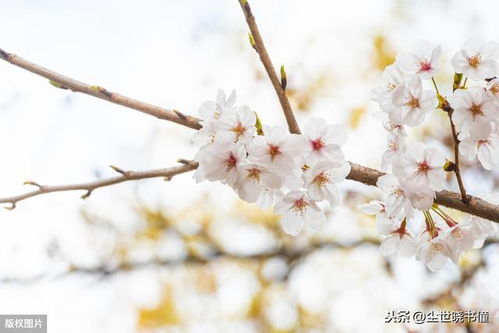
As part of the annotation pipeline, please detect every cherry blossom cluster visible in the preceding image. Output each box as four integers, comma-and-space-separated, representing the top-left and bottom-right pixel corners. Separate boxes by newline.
363, 39, 498, 271
193, 90, 350, 236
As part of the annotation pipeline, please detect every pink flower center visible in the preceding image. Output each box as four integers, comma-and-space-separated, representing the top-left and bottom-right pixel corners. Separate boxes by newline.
246, 168, 261, 183
313, 172, 331, 188
230, 121, 246, 139
292, 198, 308, 215
311, 138, 325, 151
417, 161, 430, 174
268, 144, 281, 161
419, 60, 432, 72
224, 153, 238, 171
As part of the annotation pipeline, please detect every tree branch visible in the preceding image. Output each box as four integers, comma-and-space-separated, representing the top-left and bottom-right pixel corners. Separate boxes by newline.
1, 48, 499, 223
237, 0, 301, 134
0, 48, 201, 130
0, 160, 198, 209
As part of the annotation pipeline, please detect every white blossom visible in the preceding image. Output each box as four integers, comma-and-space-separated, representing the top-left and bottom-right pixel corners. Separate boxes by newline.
303, 160, 351, 207
247, 126, 307, 176
380, 230, 417, 257
392, 142, 446, 192
194, 132, 246, 186
302, 118, 347, 164
381, 134, 406, 172
219, 105, 257, 144
234, 163, 283, 203
448, 87, 496, 137
460, 121, 499, 170
371, 63, 405, 111
396, 40, 442, 79
376, 174, 414, 219
274, 191, 326, 236
390, 75, 438, 126
358, 200, 399, 234
415, 233, 450, 272
451, 38, 499, 81
436, 219, 485, 264
198, 89, 237, 121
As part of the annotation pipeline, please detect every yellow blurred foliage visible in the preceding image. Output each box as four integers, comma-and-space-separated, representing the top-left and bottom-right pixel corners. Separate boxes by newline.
372, 34, 395, 71
137, 286, 179, 329
233, 200, 280, 227
348, 105, 367, 129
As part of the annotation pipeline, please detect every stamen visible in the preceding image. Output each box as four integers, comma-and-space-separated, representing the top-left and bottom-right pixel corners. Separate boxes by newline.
268, 144, 281, 161
311, 138, 325, 151
405, 96, 420, 109
292, 198, 308, 215
246, 168, 261, 183
224, 153, 238, 171
417, 161, 430, 174
313, 172, 331, 188
470, 103, 483, 117
468, 55, 481, 68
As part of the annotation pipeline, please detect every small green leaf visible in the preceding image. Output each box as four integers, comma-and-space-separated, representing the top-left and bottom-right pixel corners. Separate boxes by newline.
280, 65, 287, 90
452, 72, 463, 91
254, 112, 264, 135
49, 80, 68, 90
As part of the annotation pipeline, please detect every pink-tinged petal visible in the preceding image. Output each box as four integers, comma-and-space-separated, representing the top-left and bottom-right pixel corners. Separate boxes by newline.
399, 235, 417, 257
305, 209, 326, 230
459, 138, 478, 162
477, 144, 494, 170
216, 89, 227, 105
328, 162, 351, 183
427, 252, 448, 272
303, 117, 327, 139
236, 181, 261, 203
269, 126, 289, 144
324, 183, 340, 207
427, 170, 445, 191
407, 75, 422, 97
379, 235, 399, 256
396, 53, 420, 73
476, 60, 498, 80
470, 120, 492, 140
449, 89, 473, 109
463, 38, 485, 55
451, 109, 471, 132
376, 174, 399, 193
358, 201, 384, 215
227, 90, 237, 107
307, 183, 322, 202
426, 147, 446, 167
324, 124, 347, 146
281, 212, 305, 236
451, 51, 469, 73
404, 108, 425, 126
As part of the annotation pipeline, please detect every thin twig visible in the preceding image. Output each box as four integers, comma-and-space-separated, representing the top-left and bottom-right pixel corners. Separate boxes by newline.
447, 110, 469, 204
0, 48, 201, 130
238, 0, 301, 134
0, 48, 498, 221
0, 161, 198, 209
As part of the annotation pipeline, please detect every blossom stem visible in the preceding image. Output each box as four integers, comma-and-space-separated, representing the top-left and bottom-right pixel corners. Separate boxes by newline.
237, 0, 301, 134
431, 206, 457, 227
431, 77, 440, 95
423, 211, 438, 238
462, 77, 468, 89
446, 110, 469, 204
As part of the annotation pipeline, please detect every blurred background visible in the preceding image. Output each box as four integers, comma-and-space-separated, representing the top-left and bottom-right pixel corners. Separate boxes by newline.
0, 0, 499, 332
